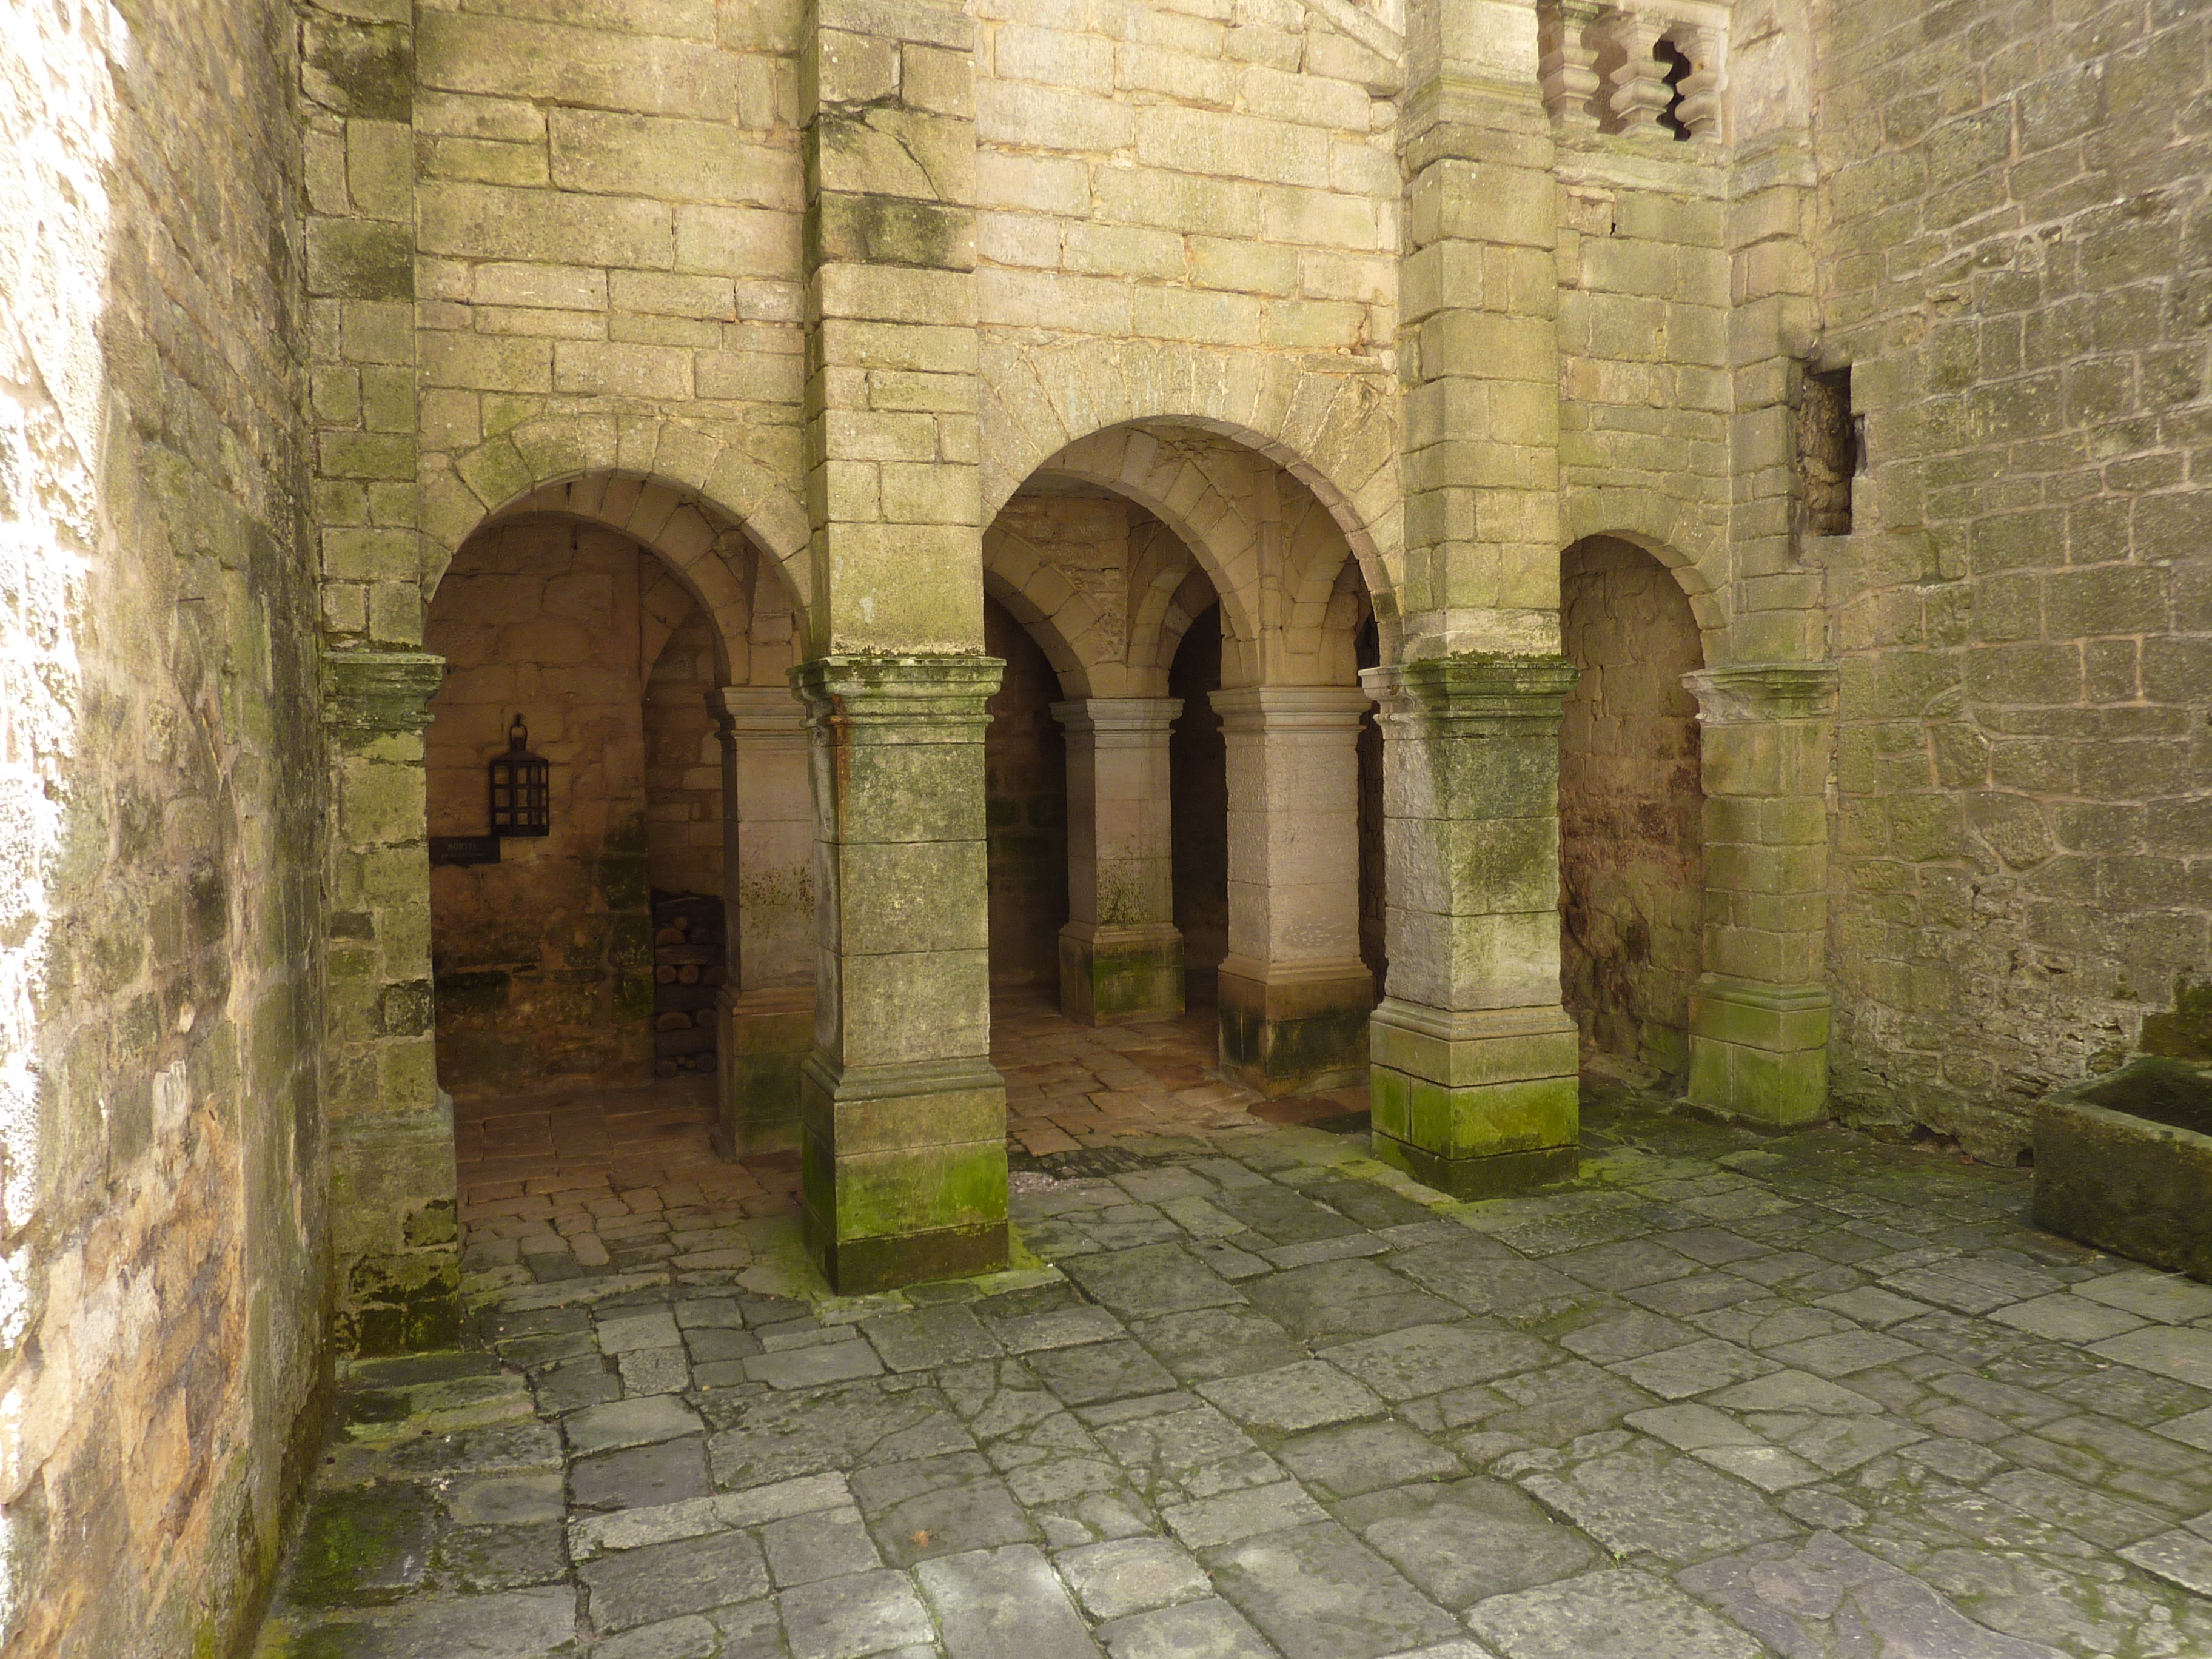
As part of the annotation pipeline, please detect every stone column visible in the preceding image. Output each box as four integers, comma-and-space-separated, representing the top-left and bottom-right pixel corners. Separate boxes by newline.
1364, 659, 1583, 1198
797, 0, 1004, 1290
1211, 688, 1374, 1094
1053, 698, 1184, 1025
323, 650, 460, 1353
1684, 664, 1838, 1125
711, 686, 814, 1157
793, 660, 1005, 1291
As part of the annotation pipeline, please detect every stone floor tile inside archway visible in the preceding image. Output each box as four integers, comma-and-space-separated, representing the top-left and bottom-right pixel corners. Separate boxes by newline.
253, 995, 2212, 1658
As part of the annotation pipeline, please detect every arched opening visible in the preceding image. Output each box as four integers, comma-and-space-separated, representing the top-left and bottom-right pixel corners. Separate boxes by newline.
424, 484, 813, 1288
1558, 535, 1708, 1083
977, 418, 1386, 1116
425, 515, 670, 1096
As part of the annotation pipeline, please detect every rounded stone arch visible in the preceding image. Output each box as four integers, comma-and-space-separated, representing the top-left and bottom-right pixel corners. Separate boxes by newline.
1023, 426, 1264, 687
979, 532, 1095, 699
423, 415, 813, 644
978, 340, 1401, 632
1559, 491, 1729, 646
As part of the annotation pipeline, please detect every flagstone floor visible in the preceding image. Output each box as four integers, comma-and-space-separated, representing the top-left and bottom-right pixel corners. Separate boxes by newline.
252, 994, 2212, 1658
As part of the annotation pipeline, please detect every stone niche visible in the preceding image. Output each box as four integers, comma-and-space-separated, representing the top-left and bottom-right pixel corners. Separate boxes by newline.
425, 517, 669, 1097
1558, 535, 1706, 1080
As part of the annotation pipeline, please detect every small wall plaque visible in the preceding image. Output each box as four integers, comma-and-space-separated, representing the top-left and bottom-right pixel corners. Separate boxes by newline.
430, 835, 501, 867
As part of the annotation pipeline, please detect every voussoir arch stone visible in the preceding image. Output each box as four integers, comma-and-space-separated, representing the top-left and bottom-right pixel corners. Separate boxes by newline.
424, 417, 813, 644
979, 340, 1402, 622
1560, 490, 1734, 646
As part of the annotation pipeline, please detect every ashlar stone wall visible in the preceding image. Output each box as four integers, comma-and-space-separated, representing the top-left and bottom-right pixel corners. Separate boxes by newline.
0, 1, 329, 1653
1812, 0, 2212, 1158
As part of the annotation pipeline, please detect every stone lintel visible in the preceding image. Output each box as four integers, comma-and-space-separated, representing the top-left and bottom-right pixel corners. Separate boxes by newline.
323, 649, 446, 737
1684, 661, 1840, 724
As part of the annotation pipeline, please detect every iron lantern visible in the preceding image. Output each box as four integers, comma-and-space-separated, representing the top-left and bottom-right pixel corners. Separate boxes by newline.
489, 714, 550, 837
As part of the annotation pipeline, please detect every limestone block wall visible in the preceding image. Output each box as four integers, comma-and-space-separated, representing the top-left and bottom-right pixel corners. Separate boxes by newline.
1811, 0, 2212, 1158
408, 0, 806, 568
0, 1, 329, 1653
1554, 147, 1732, 599
644, 606, 725, 899
1559, 535, 1707, 1076
973, 0, 1401, 361
424, 519, 658, 1096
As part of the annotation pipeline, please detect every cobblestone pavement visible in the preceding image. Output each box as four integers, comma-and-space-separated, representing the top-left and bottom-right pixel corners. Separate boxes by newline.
255, 1002, 2212, 1658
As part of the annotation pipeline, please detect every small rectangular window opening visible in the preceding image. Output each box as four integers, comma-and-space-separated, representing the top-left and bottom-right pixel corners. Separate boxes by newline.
1798, 366, 1857, 538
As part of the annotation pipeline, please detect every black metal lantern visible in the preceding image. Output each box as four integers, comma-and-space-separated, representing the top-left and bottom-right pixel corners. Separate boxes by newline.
489, 714, 550, 837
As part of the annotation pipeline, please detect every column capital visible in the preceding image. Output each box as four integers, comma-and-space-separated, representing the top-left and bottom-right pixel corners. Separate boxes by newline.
322, 649, 446, 737
711, 683, 807, 742
1050, 696, 1181, 743
790, 654, 1004, 734
1683, 662, 1839, 723
1209, 685, 1372, 733
1362, 655, 1578, 731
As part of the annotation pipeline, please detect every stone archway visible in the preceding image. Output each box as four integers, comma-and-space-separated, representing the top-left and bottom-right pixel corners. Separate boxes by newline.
1558, 535, 1708, 1084
322, 461, 808, 1346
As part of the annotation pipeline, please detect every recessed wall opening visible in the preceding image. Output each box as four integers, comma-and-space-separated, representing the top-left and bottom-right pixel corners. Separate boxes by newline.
1170, 601, 1229, 1008
1798, 366, 1858, 537
1558, 535, 1707, 1082
1356, 611, 1387, 999
1657, 38, 1694, 140
984, 594, 1070, 989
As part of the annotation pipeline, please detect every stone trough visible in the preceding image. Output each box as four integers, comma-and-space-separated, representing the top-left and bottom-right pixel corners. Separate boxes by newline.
2034, 1057, 2212, 1281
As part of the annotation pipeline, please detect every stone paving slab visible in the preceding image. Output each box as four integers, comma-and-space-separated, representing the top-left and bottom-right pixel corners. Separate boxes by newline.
254, 1007, 2212, 1658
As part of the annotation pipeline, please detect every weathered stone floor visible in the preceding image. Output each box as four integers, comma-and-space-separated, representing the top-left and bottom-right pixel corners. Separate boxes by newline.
255, 1003, 2212, 1658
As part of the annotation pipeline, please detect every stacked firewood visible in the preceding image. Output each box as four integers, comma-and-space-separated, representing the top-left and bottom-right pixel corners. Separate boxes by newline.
651, 891, 725, 1076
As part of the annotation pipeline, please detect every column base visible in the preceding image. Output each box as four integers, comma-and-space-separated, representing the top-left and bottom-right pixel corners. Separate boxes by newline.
716, 987, 814, 1157
1218, 957, 1374, 1096
1372, 1138, 1581, 1199
800, 1053, 1009, 1293
330, 1098, 461, 1355
1059, 923, 1184, 1025
1687, 974, 1831, 1126
1368, 999, 1581, 1198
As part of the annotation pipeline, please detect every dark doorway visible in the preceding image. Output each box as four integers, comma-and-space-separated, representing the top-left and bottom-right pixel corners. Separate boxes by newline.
1168, 603, 1228, 1005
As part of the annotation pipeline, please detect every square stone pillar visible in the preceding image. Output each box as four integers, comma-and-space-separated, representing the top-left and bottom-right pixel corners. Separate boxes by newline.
1684, 664, 1838, 1125
322, 650, 461, 1353
792, 657, 1007, 1292
1364, 657, 1583, 1198
1053, 697, 1184, 1024
1211, 687, 1375, 1094
711, 685, 814, 1157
